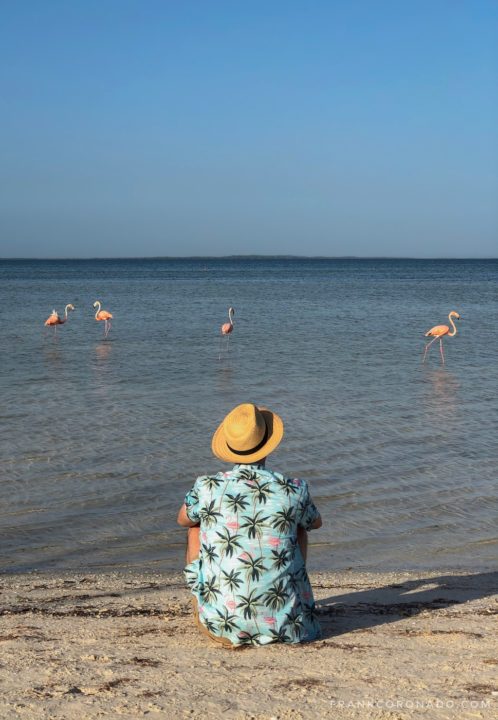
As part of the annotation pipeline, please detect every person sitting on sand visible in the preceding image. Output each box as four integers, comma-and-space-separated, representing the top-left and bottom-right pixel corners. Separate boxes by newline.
177, 402, 322, 647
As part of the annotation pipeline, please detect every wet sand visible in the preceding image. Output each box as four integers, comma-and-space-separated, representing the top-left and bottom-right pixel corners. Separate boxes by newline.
1, 569, 497, 719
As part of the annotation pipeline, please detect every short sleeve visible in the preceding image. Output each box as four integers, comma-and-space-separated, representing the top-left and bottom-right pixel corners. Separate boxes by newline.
184, 478, 201, 524
297, 481, 320, 531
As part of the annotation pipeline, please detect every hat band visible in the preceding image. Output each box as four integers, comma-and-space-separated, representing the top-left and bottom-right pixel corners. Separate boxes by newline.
226, 424, 269, 456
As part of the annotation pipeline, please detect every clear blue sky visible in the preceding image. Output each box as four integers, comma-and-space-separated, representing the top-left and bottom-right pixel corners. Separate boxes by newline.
1, 0, 497, 258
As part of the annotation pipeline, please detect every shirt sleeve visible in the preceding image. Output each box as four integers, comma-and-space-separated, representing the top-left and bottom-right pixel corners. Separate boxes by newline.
184, 478, 201, 524
297, 480, 320, 531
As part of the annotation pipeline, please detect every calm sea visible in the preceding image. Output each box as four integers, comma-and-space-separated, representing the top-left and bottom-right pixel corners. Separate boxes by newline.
1, 258, 497, 574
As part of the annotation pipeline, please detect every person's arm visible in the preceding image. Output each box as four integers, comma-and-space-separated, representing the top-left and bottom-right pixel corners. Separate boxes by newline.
177, 480, 201, 528
298, 480, 322, 531
177, 503, 199, 528
297, 512, 321, 563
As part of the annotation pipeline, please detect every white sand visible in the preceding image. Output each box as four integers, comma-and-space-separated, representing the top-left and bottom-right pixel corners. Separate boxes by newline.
1, 569, 497, 719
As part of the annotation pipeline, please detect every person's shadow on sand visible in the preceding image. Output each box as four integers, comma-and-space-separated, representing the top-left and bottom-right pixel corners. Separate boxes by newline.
314, 571, 498, 640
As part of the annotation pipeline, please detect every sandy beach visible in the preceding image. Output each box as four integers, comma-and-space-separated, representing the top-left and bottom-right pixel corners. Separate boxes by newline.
0, 569, 496, 719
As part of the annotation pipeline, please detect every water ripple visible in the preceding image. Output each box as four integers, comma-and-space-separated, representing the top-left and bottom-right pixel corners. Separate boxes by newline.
1, 258, 497, 572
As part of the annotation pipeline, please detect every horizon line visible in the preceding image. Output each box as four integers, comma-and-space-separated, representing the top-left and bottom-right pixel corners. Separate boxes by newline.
1, 254, 497, 261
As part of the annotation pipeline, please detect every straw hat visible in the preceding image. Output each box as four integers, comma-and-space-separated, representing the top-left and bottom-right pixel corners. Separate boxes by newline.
212, 403, 284, 463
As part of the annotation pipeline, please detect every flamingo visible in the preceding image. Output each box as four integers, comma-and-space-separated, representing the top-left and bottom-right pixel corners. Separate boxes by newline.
219, 306, 235, 357
423, 311, 461, 364
93, 300, 113, 338
44, 304, 75, 334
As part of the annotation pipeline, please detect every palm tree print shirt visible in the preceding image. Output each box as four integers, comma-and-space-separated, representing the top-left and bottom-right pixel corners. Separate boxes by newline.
183, 463, 322, 646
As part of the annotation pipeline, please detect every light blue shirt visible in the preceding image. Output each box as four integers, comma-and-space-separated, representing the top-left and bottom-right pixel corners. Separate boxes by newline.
183, 463, 321, 645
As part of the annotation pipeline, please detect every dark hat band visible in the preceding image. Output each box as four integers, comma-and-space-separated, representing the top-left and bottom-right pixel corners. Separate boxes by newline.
226, 423, 269, 456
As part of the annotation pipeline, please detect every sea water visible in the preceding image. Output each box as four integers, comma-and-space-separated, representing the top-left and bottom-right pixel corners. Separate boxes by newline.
1, 257, 497, 573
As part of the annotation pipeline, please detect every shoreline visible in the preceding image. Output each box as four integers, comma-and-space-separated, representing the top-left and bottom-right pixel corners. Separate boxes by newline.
3, 560, 497, 578
1, 569, 497, 719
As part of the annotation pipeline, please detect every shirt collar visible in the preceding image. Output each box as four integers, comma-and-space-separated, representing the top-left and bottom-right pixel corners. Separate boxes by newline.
233, 463, 266, 471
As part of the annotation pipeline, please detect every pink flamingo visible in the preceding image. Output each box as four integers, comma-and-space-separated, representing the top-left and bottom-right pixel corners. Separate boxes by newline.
219, 306, 235, 358
423, 311, 461, 364
44, 304, 75, 334
93, 300, 113, 338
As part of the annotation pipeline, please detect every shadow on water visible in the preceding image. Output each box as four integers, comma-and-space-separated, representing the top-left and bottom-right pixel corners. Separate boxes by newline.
315, 570, 498, 639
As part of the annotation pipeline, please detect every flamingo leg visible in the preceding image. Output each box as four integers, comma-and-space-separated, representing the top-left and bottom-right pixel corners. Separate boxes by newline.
439, 339, 445, 364
423, 336, 438, 363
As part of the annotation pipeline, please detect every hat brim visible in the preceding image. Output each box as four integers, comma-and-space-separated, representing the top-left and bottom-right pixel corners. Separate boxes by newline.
211, 407, 284, 464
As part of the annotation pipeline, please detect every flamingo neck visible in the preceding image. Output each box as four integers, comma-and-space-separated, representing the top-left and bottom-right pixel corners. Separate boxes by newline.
64, 305, 70, 319
229, 309, 234, 325
448, 314, 457, 337
95, 302, 101, 319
